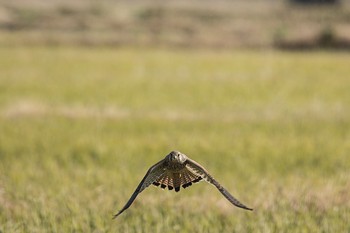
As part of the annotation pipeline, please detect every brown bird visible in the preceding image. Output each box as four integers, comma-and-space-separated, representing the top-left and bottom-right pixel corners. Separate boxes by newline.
113, 151, 253, 218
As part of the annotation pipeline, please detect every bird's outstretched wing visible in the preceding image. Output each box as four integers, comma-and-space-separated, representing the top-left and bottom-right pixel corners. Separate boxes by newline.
113, 160, 167, 219
185, 158, 253, 211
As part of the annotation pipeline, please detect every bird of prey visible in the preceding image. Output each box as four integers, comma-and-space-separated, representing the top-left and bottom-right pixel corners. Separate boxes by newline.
113, 151, 252, 218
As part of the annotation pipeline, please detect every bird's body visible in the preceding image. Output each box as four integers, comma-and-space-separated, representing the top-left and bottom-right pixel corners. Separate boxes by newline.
113, 151, 252, 218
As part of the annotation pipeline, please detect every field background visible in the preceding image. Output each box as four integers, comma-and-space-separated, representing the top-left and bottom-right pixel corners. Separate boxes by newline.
1, 0, 350, 232
1, 0, 350, 48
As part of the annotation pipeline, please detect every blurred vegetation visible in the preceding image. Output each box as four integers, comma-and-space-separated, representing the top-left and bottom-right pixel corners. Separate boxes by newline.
0, 0, 350, 49
0, 47, 350, 232
290, 0, 339, 4
0, 1, 350, 232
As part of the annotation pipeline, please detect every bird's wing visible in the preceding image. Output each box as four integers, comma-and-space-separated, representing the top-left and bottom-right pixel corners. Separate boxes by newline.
113, 159, 167, 219
185, 158, 253, 211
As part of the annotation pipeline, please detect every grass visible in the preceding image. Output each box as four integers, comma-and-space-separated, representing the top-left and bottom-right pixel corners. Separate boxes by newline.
0, 46, 350, 232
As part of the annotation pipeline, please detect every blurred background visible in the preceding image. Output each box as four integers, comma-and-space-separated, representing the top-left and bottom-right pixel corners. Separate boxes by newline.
0, 0, 350, 49
0, 0, 349, 232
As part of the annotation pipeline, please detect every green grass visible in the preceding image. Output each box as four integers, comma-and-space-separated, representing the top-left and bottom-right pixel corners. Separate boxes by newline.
0, 47, 350, 232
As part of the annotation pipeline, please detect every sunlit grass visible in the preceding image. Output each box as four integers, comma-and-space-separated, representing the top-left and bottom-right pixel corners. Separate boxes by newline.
0, 47, 349, 232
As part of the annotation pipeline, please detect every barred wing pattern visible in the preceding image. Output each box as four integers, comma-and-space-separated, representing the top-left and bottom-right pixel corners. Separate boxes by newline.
113, 160, 167, 219
185, 159, 253, 211
114, 152, 253, 219
152, 169, 202, 192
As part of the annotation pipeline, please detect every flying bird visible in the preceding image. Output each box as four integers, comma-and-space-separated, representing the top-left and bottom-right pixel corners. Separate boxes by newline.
113, 151, 253, 218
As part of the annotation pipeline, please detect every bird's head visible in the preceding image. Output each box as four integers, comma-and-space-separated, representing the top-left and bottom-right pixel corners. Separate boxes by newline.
166, 151, 187, 164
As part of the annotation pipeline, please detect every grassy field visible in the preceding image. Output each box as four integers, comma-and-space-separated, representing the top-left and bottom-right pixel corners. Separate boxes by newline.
0, 46, 350, 232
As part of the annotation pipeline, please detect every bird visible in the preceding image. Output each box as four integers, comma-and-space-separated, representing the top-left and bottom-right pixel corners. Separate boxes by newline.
113, 150, 253, 218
